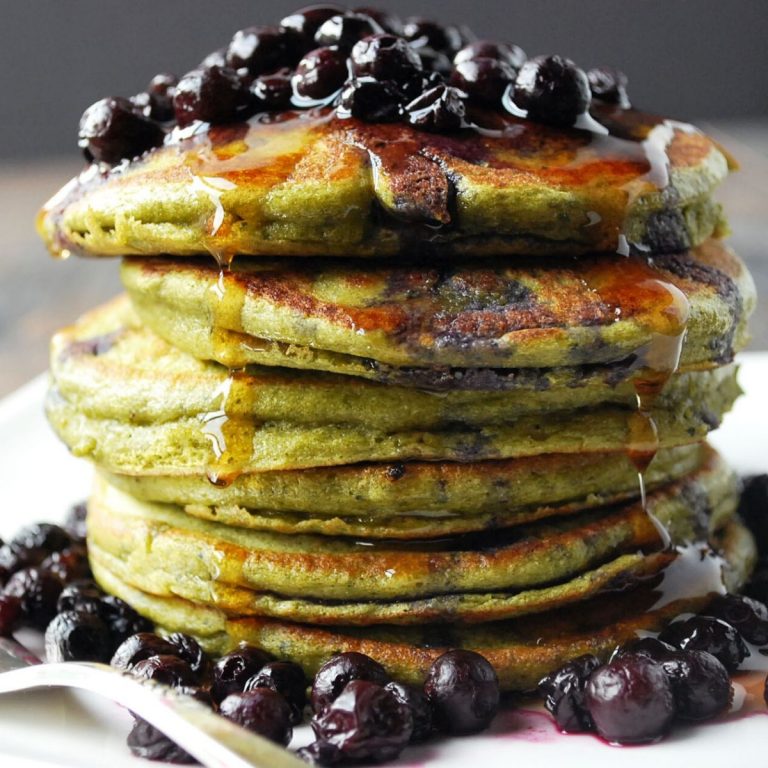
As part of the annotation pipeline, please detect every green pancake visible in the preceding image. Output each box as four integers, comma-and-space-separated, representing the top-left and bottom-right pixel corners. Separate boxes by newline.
120, 240, 754, 383
38, 106, 729, 260
86, 452, 737, 616
91, 514, 756, 691
101, 444, 705, 539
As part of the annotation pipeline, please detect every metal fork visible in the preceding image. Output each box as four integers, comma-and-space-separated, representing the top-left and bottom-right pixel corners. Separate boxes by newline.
0, 637, 305, 768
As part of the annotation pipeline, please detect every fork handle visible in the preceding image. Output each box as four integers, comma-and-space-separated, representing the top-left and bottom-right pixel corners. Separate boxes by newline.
0, 661, 305, 768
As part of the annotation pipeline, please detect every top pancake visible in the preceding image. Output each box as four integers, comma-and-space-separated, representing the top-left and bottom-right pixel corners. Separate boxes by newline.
38, 104, 729, 260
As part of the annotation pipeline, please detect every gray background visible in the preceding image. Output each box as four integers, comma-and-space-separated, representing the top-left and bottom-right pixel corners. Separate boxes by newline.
0, 0, 767, 158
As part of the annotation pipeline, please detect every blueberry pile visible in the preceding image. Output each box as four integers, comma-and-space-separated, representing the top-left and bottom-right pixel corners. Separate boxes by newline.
76, 5, 632, 165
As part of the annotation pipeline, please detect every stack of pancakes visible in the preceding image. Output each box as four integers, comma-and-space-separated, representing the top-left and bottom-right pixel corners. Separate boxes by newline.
39, 103, 756, 691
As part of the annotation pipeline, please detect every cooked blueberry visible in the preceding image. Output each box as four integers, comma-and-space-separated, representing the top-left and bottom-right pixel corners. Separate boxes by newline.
738, 475, 768, 554
585, 654, 675, 744
56, 580, 103, 615
659, 616, 749, 672
220, 689, 293, 746
41, 545, 90, 583
610, 636, 676, 662
0, 542, 42, 576
450, 58, 516, 105
513, 55, 591, 127
131, 655, 197, 688
200, 48, 227, 69
111, 632, 177, 671
310, 680, 412, 762
587, 67, 629, 107
405, 85, 466, 132
401, 69, 446, 102
350, 34, 422, 84
311, 651, 390, 714
416, 47, 453, 75
98, 596, 153, 646
402, 18, 463, 53
384, 681, 435, 743
12, 524, 71, 555
453, 40, 526, 70
424, 649, 500, 735
338, 78, 404, 123
211, 643, 272, 704
127, 718, 195, 764
251, 71, 293, 110
63, 501, 88, 543
226, 26, 298, 76
166, 632, 209, 681
0, 595, 21, 637
314, 13, 383, 49
280, 5, 345, 41
660, 649, 732, 720
538, 654, 601, 733
78, 97, 165, 164
173, 66, 251, 127
245, 661, 307, 725
293, 46, 348, 102
705, 594, 768, 646
134, 73, 178, 122
3, 567, 63, 629
45, 610, 112, 663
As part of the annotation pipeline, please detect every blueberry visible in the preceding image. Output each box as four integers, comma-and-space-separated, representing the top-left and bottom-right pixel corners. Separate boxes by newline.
705, 594, 768, 646
309, 680, 412, 763
402, 19, 463, 54
98, 596, 153, 646
424, 649, 500, 735
12, 524, 71, 555
3, 567, 63, 629
111, 632, 177, 671
660, 650, 732, 720
314, 13, 383, 49
245, 661, 307, 725
0, 595, 21, 637
45, 610, 112, 663
311, 651, 390, 714
352, 8, 402, 35
0, 542, 42, 576
211, 642, 272, 704
587, 67, 629, 107
56, 580, 103, 615
350, 34, 422, 85
384, 681, 435, 743
134, 73, 178, 122
585, 654, 676, 744
450, 58, 516, 106
220, 689, 293, 746
293, 46, 349, 102
127, 718, 196, 764
416, 47, 454, 76
173, 66, 251, 127
513, 55, 591, 127
251, 71, 294, 111
405, 85, 466, 132
659, 616, 749, 672
280, 5, 345, 42
78, 97, 165, 164
200, 48, 227, 69
610, 636, 676, 662
453, 40, 526, 70
538, 654, 601, 733
165, 632, 209, 681
131, 655, 197, 688
226, 26, 298, 76
41, 545, 90, 583
338, 78, 404, 123
63, 501, 88, 543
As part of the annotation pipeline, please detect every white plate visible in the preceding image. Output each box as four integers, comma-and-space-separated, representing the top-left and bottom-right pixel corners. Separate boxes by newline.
1, 359, 768, 768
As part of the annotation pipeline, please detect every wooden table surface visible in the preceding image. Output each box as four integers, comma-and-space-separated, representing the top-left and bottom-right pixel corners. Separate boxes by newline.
1, 120, 767, 398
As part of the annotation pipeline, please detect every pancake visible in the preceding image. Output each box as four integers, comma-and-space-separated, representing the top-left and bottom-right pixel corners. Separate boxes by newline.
103, 444, 705, 538
120, 240, 754, 380
46, 366, 737, 474
86, 453, 737, 612
52, 295, 741, 430
38, 105, 729, 261
91, 515, 756, 692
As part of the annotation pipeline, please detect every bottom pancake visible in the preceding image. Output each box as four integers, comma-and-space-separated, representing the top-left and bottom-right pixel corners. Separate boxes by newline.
91, 516, 756, 692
